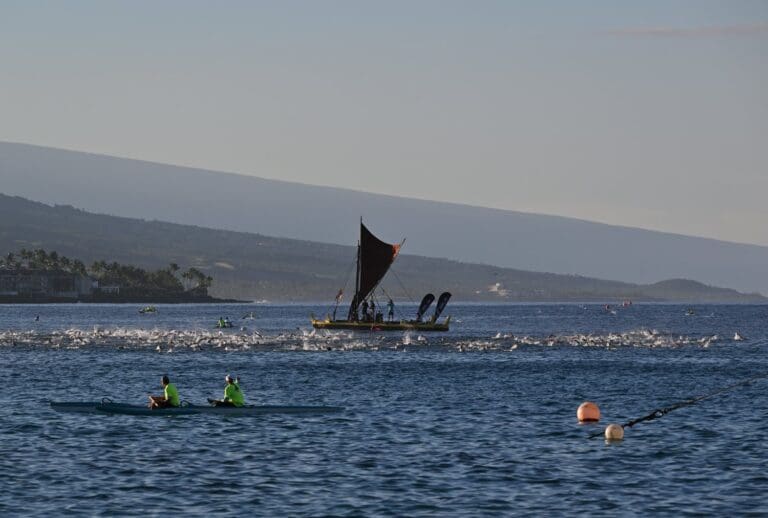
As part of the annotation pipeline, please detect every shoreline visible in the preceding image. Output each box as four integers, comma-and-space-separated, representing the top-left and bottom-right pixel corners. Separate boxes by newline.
0, 296, 245, 304
1, 299, 765, 305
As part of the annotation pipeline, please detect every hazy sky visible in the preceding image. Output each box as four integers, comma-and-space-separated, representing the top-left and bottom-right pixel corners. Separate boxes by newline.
1, 1, 766, 245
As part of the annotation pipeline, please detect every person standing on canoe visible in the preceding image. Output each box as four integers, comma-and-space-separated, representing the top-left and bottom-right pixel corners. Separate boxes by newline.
148, 375, 180, 409
387, 299, 395, 322
209, 374, 245, 407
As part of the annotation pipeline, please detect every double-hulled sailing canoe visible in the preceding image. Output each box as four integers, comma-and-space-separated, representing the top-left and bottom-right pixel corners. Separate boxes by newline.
310, 315, 450, 332
311, 222, 451, 332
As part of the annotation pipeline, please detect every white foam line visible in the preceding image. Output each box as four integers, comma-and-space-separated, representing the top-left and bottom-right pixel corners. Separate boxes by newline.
0, 327, 722, 352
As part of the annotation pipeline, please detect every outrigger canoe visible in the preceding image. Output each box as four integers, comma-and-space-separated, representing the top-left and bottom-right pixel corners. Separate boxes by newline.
50, 401, 344, 416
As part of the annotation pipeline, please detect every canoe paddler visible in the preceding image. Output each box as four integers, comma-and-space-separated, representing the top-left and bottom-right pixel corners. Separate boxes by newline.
148, 375, 180, 409
208, 374, 245, 407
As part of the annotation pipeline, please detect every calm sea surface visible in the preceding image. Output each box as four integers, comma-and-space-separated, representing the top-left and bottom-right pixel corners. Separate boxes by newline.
1, 303, 766, 516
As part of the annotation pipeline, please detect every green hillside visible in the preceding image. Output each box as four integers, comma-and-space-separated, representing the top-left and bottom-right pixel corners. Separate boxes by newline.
0, 193, 763, 303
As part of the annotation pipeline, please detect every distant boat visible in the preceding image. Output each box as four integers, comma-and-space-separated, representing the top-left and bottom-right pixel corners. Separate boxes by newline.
139, 305, 157, 314
311, 221, 451, 332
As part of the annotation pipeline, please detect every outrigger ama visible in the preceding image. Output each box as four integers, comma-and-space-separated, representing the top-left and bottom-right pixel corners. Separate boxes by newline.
311, 220, 451, 331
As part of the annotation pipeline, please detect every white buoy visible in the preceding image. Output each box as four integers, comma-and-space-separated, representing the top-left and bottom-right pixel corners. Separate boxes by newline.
605, 424, 624, 441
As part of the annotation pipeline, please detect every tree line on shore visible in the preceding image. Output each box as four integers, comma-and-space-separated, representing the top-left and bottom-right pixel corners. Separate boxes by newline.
1, 248, 213, 297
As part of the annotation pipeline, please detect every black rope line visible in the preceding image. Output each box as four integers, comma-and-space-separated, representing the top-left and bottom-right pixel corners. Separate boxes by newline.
389, 268, 416, 304
325, 252, 358, 317
588, 373, 768, 439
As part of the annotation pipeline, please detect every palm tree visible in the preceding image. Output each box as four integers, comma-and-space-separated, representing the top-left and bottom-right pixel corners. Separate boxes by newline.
72, 260, 87, 276
181, 269, 194, 290
34, 249, 48, 267
180, 267, 212, 293
90, 261, 103, 276
19, 248, 31, 266
49, 251, 60, 269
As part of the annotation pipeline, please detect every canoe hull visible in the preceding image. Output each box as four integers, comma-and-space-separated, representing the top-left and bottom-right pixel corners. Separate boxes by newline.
51, 401, 344, 416
311, 316, 450, 332
96, 403, 198, 416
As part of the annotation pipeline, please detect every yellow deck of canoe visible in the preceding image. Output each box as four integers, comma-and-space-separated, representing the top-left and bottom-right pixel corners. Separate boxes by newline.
311, 315, 450, 332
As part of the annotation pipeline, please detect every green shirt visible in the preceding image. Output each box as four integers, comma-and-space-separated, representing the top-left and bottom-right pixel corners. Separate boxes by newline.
164, 383, 180, 407
224, 383, 244, 407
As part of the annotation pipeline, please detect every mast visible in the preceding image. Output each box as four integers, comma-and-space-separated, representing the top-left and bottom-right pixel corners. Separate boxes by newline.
352, 238, 361, 319
356, 216, 362, 300
348, 218, 362, 321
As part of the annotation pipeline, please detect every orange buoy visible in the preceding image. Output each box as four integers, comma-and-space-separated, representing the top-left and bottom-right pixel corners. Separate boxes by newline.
577, 401, 601, 422
605, 423, 624, 440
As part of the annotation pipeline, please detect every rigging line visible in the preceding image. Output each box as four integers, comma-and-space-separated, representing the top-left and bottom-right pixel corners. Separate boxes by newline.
378, 286, 406, 320
588, 373, 768, 439
325, 251, 358, 317
386, 238, 415, 305
389, 268, 416, 304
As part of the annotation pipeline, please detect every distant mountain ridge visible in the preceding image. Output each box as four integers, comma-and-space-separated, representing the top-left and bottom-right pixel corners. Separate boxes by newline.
1, 141, 767, 295
0, 193, 763, 302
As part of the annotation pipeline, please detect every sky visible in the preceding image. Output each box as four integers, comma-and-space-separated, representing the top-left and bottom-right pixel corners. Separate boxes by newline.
1, 0, 766, 246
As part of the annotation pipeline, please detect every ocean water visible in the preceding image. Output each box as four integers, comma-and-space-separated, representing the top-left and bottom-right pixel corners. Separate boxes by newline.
1, 303, 766, 516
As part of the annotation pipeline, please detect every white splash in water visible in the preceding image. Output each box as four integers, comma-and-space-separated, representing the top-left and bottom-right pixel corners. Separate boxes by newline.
0, 326, 736, 353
